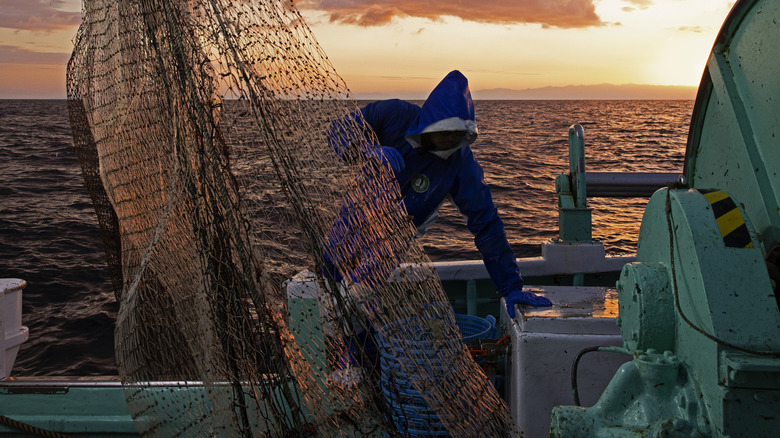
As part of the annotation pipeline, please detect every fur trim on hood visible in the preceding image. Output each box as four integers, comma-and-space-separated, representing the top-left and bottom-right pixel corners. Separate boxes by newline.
405, 70, 478, 159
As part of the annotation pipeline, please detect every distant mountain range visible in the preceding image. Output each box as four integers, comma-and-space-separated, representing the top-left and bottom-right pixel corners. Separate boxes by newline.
354, 83, 698, 101
472, 83, 698, 100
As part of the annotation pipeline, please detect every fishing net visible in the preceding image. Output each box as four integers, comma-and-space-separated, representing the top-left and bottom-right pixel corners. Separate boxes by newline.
66, 0, 517, 436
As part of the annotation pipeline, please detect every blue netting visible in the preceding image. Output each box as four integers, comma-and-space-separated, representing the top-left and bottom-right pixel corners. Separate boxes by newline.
378, 314, 495, 436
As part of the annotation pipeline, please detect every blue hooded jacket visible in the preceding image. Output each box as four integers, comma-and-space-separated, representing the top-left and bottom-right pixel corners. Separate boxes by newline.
331, 70, 523, 295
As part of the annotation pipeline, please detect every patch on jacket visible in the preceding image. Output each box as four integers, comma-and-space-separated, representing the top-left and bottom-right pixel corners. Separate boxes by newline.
411, 174, 430, 193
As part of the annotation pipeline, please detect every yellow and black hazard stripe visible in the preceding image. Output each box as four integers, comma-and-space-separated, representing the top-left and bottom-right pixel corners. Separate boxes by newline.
699, 189, 753, 248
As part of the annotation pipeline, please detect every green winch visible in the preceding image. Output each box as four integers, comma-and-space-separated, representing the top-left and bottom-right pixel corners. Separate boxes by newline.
550, 0, 780, 436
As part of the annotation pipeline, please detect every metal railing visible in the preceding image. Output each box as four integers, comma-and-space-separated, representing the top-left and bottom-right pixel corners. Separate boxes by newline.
585, 172, 680, 198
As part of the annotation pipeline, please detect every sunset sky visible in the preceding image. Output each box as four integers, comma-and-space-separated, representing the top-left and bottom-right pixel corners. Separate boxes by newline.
0, 0, 736, 99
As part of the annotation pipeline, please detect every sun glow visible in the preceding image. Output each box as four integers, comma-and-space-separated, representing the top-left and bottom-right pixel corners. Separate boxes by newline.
302, 0, 735, 97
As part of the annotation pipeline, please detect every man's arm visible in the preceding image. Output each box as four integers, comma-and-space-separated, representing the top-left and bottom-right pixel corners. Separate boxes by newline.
450, 150, 551, 316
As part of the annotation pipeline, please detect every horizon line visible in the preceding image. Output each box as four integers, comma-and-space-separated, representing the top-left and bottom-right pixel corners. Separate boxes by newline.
0, 96, 698, 101
0, 83, 700, 101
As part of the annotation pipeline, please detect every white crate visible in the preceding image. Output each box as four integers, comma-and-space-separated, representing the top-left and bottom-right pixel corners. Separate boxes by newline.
502, 286, 629, 438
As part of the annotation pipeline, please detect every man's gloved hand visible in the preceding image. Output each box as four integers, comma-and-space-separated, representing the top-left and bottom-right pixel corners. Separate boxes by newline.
504, 289, 552, 319
369, 146, 405, 174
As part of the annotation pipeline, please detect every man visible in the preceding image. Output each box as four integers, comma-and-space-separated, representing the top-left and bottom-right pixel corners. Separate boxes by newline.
330, 70, 552, 319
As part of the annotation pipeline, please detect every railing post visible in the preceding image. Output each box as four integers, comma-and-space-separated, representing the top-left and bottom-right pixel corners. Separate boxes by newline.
557, 125, 593, 243
569, 124, 588, 209
466, 279, 477, 316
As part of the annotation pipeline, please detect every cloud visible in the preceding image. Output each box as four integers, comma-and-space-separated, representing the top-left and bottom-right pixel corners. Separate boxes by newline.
0, 0, 81, 32
0, 45, 71, 64
622, 0, 653, 8
677, 25, 704, 33
297, 0, 604, 28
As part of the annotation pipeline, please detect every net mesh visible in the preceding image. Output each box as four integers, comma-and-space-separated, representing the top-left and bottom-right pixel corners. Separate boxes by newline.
67, 0, 517, 436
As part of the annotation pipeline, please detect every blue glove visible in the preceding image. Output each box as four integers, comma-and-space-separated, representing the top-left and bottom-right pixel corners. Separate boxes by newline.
369, 146, 404, 174
504, 289, 552, 319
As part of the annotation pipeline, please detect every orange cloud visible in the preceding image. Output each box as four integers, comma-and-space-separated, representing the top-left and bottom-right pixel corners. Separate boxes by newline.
0, 0, 81, 32
297, 0, 604, 28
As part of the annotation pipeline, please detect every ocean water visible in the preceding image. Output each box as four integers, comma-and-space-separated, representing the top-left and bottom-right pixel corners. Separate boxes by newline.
0, 99, 692, 376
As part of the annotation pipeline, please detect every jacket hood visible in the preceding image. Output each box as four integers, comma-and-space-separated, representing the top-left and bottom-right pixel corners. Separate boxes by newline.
405, 70, 478, 159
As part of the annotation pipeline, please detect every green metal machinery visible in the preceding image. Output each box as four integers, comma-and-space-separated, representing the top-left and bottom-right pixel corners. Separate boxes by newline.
550, 0, 780, 436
